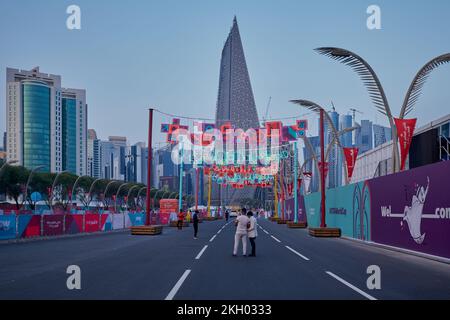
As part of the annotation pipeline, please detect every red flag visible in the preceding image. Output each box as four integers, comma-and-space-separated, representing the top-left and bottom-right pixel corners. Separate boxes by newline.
394, 118, 417, 171
343, 147, 359, 180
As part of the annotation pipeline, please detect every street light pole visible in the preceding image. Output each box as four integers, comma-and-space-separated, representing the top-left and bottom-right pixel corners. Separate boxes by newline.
320, 109, 326, 228
50, 170, 69, 213
146, 108, 154, 226
115, 183, 129, 212
22, 165, 45, 209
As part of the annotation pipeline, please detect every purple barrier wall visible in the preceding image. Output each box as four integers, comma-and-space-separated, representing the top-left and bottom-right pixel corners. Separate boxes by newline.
368, 160, 450, 259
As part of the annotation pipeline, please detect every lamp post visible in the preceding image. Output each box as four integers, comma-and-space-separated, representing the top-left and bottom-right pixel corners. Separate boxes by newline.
71, 175, 90, 209
145, 108, 154, 226
87, 178, 103, 208
22, 165, 45, 209
115, 183, 130, 212
103, 181, 120, 211
126, 185, 139, 211
153, 189, 164, 210
136, 186, 147, 211
50, 170, 69, 213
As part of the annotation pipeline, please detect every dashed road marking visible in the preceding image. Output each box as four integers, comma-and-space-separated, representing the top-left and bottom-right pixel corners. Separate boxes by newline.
165, 269, 191, 300
285, 246, 310, 261
195, 245, 208, 260
326, 271, 377, 301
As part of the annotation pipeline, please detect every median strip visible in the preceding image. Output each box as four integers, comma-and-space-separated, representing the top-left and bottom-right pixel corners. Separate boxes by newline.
195, 245, 208, 260
165, 269, 191, 300
285, 246, 310, 261
326, 271, 377, 300
271, 235, 281, 243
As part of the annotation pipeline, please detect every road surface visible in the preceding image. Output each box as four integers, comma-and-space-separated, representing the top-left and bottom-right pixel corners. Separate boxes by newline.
1, 218, 449, 300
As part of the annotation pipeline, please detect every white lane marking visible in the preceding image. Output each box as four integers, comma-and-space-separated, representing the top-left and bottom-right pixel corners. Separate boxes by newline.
271, 235, 281, 243
165, 269, 191, 300
217, 229, 221, 234
210, 235, 217, 242
263, 230, 269, 235
195, 245, 208, 260
326, 271, 377, 301
285, 246, 310, 261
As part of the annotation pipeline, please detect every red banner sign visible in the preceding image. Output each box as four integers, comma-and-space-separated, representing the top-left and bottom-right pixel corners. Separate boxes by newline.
343, 147, 359, 180
394, 118, 417, 171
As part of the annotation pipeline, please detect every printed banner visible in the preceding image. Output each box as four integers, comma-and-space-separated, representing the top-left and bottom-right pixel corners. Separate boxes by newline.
394, 118, 417, 171
0, 215, 17, 240
112, 214, 125, 230
18, 215, 41, 238
369, 160, 450, 258
43, 215, 64, 236
128, 213, 145, 227
343, 147, 359, 180
65, 214, 83, 234
85, 214, 100, 233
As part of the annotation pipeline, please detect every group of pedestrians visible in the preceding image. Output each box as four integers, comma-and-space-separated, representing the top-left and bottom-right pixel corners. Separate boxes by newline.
233, 208, 258, 257
176, 207, 259, 257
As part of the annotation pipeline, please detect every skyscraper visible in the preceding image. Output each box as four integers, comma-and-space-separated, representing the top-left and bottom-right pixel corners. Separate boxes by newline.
215, 17, 259, 130
87, 129, 101, 178
355, 120, 373, 154
6, 67, 87, 175
373, 124, 392, 148
214, 17, 260, 205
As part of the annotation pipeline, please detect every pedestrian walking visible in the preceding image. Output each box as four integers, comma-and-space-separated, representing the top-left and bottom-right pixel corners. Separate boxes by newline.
177, 210, 185, 230
193, 210, 199, 239
233, 208, 250, 257
247, 211, 258, 257
225, 209, 229, 222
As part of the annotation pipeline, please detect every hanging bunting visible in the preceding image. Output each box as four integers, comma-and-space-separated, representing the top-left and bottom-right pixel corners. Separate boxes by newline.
394, 118, 417, 171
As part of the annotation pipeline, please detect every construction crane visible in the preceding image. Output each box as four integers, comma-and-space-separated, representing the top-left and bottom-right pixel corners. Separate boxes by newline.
349, 108, 364, 125
262, 96, 272, 124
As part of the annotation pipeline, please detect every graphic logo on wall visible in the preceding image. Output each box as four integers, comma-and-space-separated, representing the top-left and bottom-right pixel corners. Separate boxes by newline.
381, 177, 439, 245
353, 183, 370, 240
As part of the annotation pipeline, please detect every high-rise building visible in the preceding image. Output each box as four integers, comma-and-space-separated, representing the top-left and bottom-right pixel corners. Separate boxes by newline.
355, 120, 373, 154
6, 67, 87, 175
87, 129, 101, 178
125, 142, 146, 183
373, 124, 392, 148
214, 17, 260, 205
2, 132, 6, 152
61, 88, 87, 175
100, 136, 127, 180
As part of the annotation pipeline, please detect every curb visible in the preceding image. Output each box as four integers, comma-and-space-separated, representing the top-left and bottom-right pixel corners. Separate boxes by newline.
341, 236, 450, 265
0, 229, 130, 245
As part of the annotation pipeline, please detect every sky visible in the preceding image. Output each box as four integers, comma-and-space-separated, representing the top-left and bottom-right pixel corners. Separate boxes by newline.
1, 0, 450, 148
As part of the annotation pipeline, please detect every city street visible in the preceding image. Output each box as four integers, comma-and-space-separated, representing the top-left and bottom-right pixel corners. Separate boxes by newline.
1, 219, 449, 300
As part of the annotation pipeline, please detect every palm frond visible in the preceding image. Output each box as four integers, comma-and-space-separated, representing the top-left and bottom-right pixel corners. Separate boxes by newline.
315, 47, 392, 118
400, 53, 450, 118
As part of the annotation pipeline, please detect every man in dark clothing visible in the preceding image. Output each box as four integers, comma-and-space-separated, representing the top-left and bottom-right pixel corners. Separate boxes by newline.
225, 210, 229, 222
193, 210, 200, 239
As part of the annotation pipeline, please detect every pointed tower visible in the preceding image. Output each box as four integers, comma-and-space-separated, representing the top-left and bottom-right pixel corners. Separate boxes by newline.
215, 17, 260, 130
214, 17, 260, 206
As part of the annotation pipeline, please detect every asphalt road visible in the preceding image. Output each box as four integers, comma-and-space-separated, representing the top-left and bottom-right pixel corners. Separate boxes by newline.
0, 218, 449, 300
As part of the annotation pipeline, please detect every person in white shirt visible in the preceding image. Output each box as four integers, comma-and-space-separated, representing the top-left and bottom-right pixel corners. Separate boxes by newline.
233, 208, 250, 257
247, 211, 258, 257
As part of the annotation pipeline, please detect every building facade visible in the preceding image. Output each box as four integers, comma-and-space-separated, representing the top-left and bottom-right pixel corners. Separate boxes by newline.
6, 67, 87, 175
214, 17, 260, 205
87, 129, 101, 178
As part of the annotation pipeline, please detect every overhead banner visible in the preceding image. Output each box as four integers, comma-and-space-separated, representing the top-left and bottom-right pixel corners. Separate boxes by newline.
343, 147, 359, 180
394, 118, 417, 171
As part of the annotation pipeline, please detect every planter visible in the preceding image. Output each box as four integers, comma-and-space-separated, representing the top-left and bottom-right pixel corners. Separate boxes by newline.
308, 227, 341, 238
287, 221, 308, 228
203, 216, 217, 221
131, 225, 163, 236
269, 217, 280, 222
169, 221, 190, 227
277, 219, 288, 224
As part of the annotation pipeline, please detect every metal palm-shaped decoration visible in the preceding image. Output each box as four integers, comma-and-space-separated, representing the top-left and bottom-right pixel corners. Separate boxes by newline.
315, 47, 401, 171
315, 48, 393, 118
291, 99, 358, 185
400, 53, 450, 118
